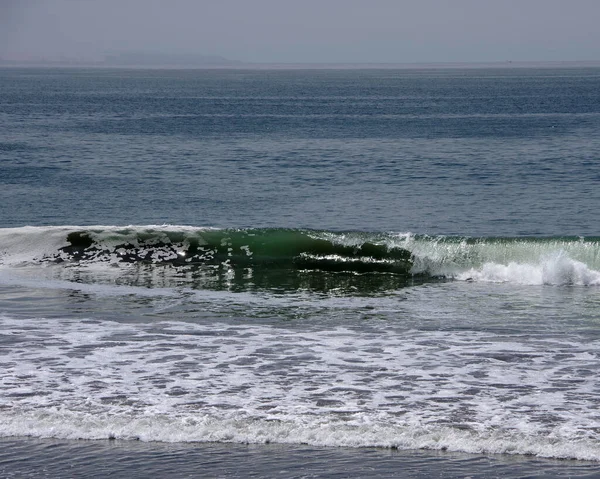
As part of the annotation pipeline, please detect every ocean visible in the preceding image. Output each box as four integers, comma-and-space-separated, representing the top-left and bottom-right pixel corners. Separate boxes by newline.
1, 66, 600, 477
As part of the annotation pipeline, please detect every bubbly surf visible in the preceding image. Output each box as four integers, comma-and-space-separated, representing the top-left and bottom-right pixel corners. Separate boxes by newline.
2, 314, 600, 460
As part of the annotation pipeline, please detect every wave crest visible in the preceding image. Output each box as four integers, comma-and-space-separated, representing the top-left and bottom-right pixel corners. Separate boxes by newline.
2, 409, 600, 461
2, 226, 600, 290
457, 252, 600, 285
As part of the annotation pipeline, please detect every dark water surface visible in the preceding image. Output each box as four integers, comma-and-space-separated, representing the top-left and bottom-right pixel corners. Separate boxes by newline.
1, 438, 599, 478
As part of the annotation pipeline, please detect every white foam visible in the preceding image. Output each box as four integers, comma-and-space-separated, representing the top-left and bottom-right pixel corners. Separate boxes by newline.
0, 226, 71, 266
399, 235, 600, 282
457, 252, 600, 285
2, 410, 599, 461
0, 225, 217, 267
2, 314, 600, 460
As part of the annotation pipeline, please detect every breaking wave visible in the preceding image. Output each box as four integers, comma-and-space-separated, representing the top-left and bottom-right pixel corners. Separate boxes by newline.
1, 226, 600, 290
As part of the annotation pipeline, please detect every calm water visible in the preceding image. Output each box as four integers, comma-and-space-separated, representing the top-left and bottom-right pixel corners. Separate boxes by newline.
1, 66, 600, 477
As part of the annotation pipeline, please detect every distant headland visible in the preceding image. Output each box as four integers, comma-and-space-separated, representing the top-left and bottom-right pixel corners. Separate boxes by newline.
1, 52, 599, 70
0, 51, 242, 68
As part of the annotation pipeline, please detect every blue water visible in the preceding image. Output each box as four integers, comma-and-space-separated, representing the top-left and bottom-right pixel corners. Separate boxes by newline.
1, 66, 600, 477
2, 67, 600, 235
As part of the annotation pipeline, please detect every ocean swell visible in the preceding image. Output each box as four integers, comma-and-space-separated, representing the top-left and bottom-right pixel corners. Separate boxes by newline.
1, 226, 600, 290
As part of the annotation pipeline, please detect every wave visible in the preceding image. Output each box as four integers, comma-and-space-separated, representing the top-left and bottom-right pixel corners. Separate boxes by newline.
0, 226, 410, 271
1, 226, 600, 290
2, 409, 599, 461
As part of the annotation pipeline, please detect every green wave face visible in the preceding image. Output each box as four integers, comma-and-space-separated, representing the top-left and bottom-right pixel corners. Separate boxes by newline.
46, 227, 415, 294
2, 227, 600, 293
60, 228, 413, 271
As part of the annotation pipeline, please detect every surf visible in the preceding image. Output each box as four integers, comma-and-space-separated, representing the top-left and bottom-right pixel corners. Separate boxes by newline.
1, 226, 600, 291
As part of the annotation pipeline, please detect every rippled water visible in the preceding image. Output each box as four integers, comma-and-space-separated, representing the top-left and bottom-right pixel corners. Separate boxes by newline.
3, 438, 600, 479
2, 67, 600, 235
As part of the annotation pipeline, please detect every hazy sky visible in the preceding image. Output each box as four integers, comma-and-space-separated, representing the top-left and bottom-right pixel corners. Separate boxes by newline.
2, 0, 600, 63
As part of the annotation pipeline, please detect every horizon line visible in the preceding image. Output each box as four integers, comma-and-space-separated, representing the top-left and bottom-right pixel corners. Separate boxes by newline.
2, 58, 600, 70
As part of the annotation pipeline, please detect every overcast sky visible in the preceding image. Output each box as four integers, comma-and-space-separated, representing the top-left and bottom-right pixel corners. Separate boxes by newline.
2, 0, 600, 63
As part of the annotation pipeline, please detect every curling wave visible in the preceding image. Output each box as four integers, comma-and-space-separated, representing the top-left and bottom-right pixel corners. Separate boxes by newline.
1, 226, 600, 291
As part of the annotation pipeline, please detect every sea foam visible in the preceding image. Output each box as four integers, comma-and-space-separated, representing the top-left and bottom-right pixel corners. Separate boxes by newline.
456, 252, 600, 285
2, 314, 600, 460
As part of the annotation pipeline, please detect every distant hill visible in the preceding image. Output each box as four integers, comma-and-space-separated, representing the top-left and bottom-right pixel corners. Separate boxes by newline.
0, 52, 241, 68
103, 52, 241, 67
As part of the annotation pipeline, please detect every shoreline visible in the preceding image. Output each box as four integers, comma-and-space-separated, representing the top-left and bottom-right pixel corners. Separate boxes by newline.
1, 437, 598, 478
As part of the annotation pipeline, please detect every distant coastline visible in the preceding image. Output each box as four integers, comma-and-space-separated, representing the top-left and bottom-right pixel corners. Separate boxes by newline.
0, 52, 242, 69
215, 60, 600, 70
1, 53, 599, 70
